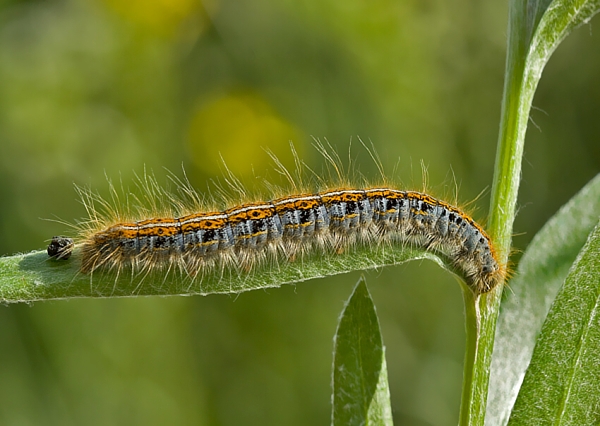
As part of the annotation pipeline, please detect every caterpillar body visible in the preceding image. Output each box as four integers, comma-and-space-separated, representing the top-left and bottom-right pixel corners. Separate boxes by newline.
71, 186, 502, 294
49, 143, 504, 294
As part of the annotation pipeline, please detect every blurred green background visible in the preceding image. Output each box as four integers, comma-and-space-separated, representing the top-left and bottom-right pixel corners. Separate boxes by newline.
0, 0, 598, 424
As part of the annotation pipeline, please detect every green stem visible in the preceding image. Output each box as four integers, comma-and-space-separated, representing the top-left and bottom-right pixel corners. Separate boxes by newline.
459, 288, 480, 426
489, 0, 529, 263
459, 287, 504, 426
459, 2, 532, 424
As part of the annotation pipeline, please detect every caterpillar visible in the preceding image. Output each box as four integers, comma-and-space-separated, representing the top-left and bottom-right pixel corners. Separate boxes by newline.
48, 144, 504, 294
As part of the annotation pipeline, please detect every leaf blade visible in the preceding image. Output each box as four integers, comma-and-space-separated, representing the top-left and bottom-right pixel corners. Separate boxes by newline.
0, 240, 462, 303
507, 219, 600, 425
482, 0, 600, 422
486, 173, 600, 426
331, 277, 392, 426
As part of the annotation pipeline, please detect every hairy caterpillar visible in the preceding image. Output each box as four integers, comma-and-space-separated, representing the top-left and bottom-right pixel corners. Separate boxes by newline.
49, 144, 504, 294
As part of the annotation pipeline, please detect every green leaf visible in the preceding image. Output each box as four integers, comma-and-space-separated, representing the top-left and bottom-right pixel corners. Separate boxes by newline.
0, 243, 449, 303
331, 277, 392, 426
473, 0, 600, 423
486, 174, 600, 426
524, 0, 600, 78
507, 219, 600, 425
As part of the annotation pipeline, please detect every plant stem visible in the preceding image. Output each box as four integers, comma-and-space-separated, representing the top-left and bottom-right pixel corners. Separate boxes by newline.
459, 288, 480, 426
459, 2, 531, 424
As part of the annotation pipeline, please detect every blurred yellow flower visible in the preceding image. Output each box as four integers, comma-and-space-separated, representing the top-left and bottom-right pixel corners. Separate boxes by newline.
187, 92, 302, 178
103, 0, 210, 37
